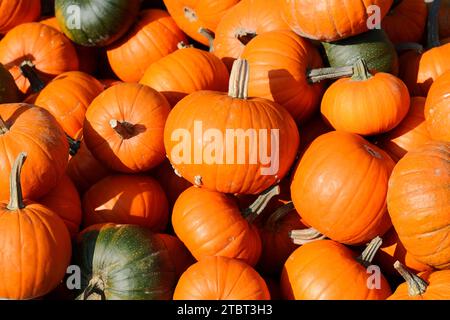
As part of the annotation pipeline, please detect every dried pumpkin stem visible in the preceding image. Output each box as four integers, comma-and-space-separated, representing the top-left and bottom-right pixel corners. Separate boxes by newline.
7, 152, 27, 211
351, 59, 373, 81
19, 60, 45, 93
357, 236, 383, 267
0, 116, 9, 134
394, 261, 429, 297
66, 133, 81, 156
427, 0, 441, 49
80, 277, 106, 300
198, 28, 215, 52
266, 201, 295, 229
177, 41, 194, 50
290, 227, 326, 245
395, 42, 424, 53
307, 65, 354, 83
110, 119, 135, 139
243, 185, 281, 223
228, 59, 250, 99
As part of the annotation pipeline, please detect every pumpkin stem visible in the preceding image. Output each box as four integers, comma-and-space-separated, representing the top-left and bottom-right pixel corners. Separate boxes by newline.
198, 28, 215, 52
290, 228, 327, 245
183, 6, 198, 22
66, 133, 81, 156
394, 261, 429, 297
307, 65, 354, 83
357, 236, 383, 267
110, 119, 135, 139
80, 277, 106, 300
395, 42, 424, 54
0, 115, 9, 135
177, 41, 194, 49
228, 59, 250, 99
351, 59, 373, 81
242, 185, 281, 223
266, 202, 295, 230
427, 0, 441, 49
19, 60, 45, 93
389, 0, 403, 13
236, 29, 257, 46
7, 152, 27, 211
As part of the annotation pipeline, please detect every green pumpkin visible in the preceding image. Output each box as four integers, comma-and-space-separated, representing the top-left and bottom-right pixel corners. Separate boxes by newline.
322, 29, 398, 74
55, 0, 141, 47
0, 64, 20, 103
76, 224, 177, 300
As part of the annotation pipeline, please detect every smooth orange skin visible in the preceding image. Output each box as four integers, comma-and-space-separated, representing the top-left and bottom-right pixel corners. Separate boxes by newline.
321, 72, 411, 136
82, 175, 169, 232
213, 0, 290, 70
281, 240, 392, 300
387, 141, 450, 269
0, 0, 40, 34
107, 10, 188, 83
172, 187, 262, 266
0, 23, 79, 94
173, 256, 270, 300
35, 71, 104, 138
140, 47, 229, 107
425, 71, 450, 142
163, 0, 239, 46
0, 202, 71, 300
291, 131, 395, 245
84, 83, 171, 173
376, 97, 432, 162
282, 0, 393, 42
241, 30, 324, 123
40, 175, 82, 238
389, 270, 450, 300
0, 104, 69, 201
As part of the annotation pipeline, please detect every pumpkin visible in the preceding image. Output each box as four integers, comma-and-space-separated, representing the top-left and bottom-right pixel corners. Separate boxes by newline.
107, 9, 188, 83
75, 224, 177, 300
162, 0, 239, 46
173, 256, 271, 300
213, 0, 290, 70
280, 239, 392, 300
439, 0, 450, 39
425, 70, 450, 142
322, 29, 399, 75
35, 71, 104, 138
55, 0, 141, 47
99, 79, 123, 90
281, 0, 394, 42
140, 45, 229, 107
382, 0, 428, 44
321, 59, 410, 136
164, 59, 300, 195
157, 233, 195, 278
291, 131, 394, 245
388, 262, 450, 300
0, 104, 69, 201
82, 174, 169, 232
0, 23, 79, 95
387, 141, 450, 269
0, 63, 20, 103
0, 0, 41, 34
40, 175, 82, 238
84, 83, 171, 173
375, 97, 432, 162
240, 30, 324, 123
0, 153, 71, 300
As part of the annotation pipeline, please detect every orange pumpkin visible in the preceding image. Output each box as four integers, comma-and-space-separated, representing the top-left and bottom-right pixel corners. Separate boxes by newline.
173, 256, 270, 300
387, 141, 450, 269
0, 0, 41, 34
84, 83, 171, 173
291, 131, 394, 245
107, 9, 188, 83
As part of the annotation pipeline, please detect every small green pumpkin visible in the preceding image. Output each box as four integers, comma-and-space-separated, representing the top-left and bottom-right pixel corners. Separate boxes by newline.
0, 63, 20, 103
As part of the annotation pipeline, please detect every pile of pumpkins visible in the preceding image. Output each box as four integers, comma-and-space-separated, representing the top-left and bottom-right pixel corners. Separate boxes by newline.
0, 0, 448, 300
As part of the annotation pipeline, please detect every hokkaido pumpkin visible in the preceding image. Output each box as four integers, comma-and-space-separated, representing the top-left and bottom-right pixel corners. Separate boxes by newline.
0, 0, 41, 34
0, 153, 71, 300
291, 131, 394, 245
107, 10, 188, 83
387, 141, 450, 269
173, 256, 271, 300
0, 63, 20, 103
84, 83, 171, 173
164, 59, 300, 195
0, 104, 69, 201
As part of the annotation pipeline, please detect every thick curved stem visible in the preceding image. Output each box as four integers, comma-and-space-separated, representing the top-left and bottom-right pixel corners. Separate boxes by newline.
20, 60, 45, 93
66, 133, 81, 156
351, 59, 373, 81
394, 261, 428, 297
427, 0, 441, 49
7, 152, 27, 211
242, 185, 281, 223
80, 277, 106, 300
290, 228, 326, 245
228, 59, 249, 99
198, 28, 215, 52
266, 202, 295, 229
0, 116, 9, 135
357, 236, 383, 267
110, 119, 135, 139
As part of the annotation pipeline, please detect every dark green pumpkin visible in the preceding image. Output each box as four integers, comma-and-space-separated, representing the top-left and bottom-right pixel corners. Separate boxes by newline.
76, 224, 177, 300
322, 29, 398, 74
0, 63, 20, 103
55, 0, 141, 47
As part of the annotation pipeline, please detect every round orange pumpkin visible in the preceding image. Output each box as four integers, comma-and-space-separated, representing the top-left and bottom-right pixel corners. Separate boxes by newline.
425, 70, 450, 142
0, 0, 41, 34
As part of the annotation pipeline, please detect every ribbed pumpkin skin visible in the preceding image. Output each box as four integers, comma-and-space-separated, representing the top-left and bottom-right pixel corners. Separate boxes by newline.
163, 0, 239, 45
172, 187, 262, 266
173, 256, 271, 300
291, 131, 395, 245
281, 0, 393, 42
213, 0, 289, 70
425, 71, 450, 142
35, 71, 104, 138
241, 30, 324, 123
0, 63, 20, 103
280, 240, 392, 300
0, 104, 69, 201
76, 224, 177, 300
0, 0, 41, 34
382, 0, 427, 44
0, 23, 79, 94
389, 270, 450, 300
107, 10, 188, 83
140, 47, 229, 107
82, 175, 169, 232
387, 141, 450, 269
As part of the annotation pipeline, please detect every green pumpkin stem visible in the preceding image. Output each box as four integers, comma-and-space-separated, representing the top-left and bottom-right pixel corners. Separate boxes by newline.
198, 28, 215, 52
80, 277, 106, 300
357, 236, 383, 267
243, 185, 281, 223
351, 59, 373, 81
19, 60, 45, 93
266, 202, 295, 229
307, 65, 354, 83
427, 0, 441, 49
290, 227, 327, 245
229, 59, 250, 99
66, 133, 81, 156
7, 152, 27, 211
395, 42, 424, 54
394, 261, 429, 297
110, 119, 135, 139
0, 116, 9, 134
